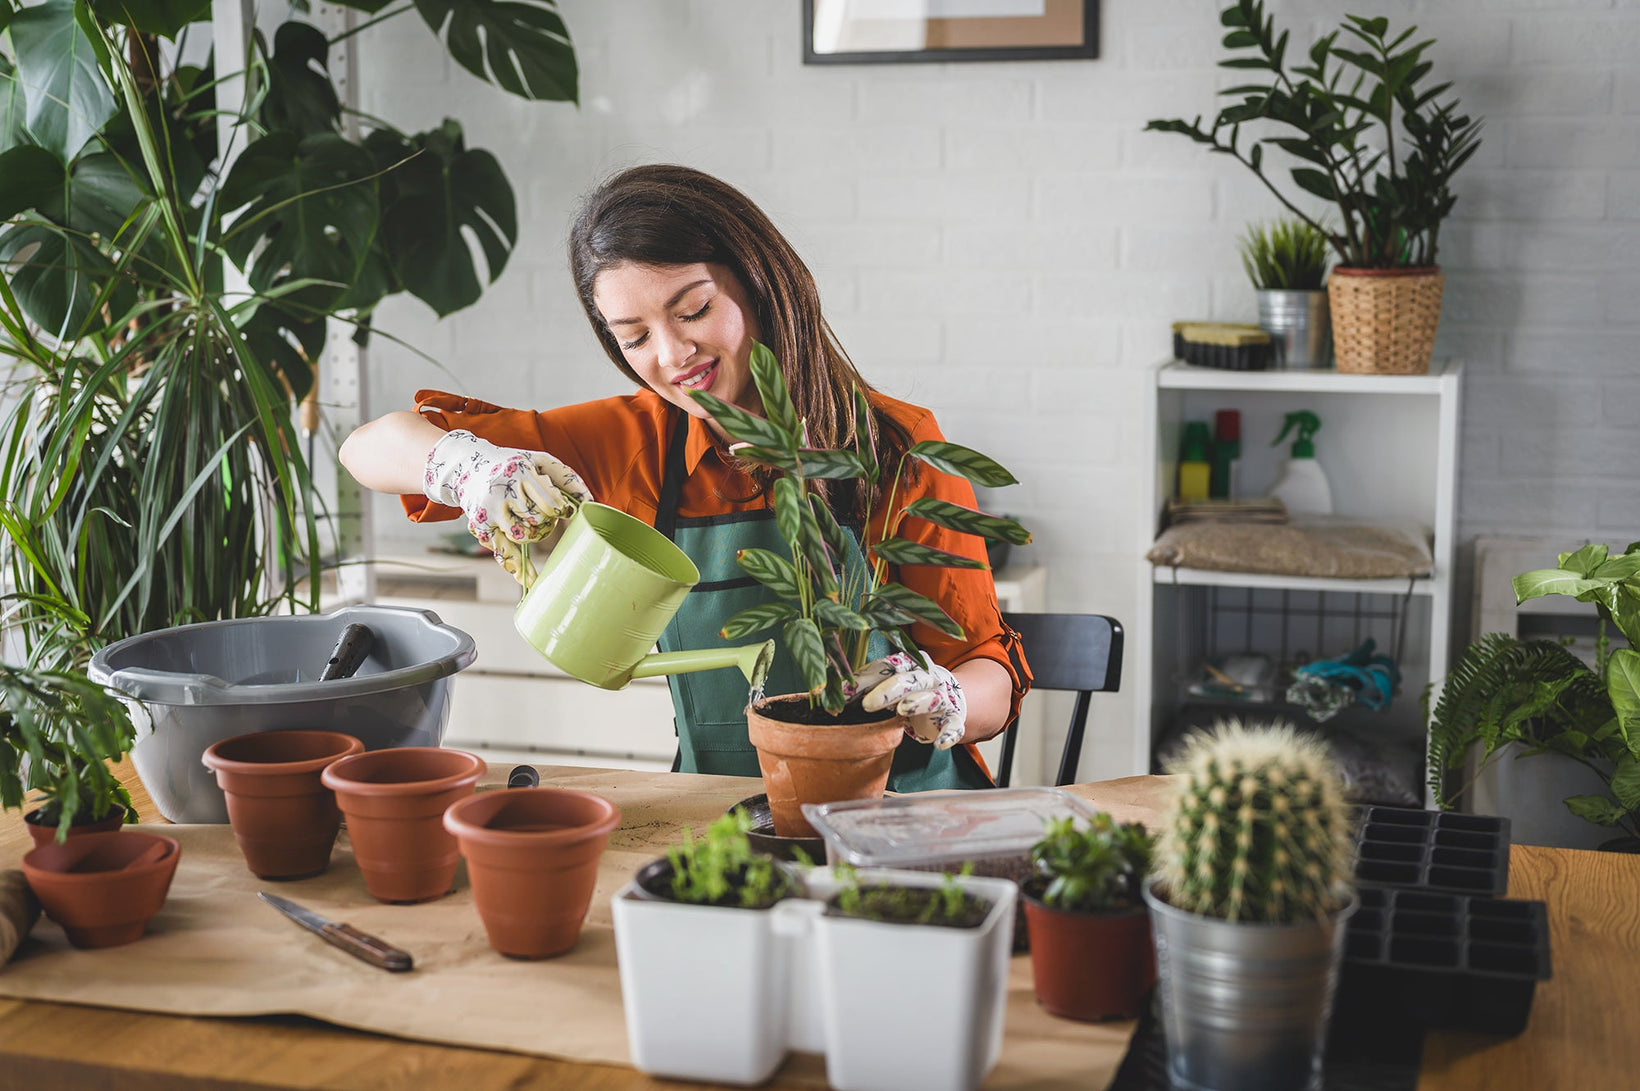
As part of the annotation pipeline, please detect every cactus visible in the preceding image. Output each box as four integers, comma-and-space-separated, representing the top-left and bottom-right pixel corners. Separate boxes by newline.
1154, 719, 1354, 924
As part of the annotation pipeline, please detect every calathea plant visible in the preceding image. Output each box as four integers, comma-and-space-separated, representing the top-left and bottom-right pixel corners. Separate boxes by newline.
1427, 543, 1640, 842
690, 343, 1031, 716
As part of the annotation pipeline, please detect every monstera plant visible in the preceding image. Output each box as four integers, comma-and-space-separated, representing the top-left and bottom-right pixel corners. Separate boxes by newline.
0, 0, 578, 667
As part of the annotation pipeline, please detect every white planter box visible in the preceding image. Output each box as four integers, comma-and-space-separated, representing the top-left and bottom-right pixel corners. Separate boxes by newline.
613, 867, 1014, 1091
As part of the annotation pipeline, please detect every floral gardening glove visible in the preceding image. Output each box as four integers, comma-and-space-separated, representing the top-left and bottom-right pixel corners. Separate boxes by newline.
851, 651, 966, 750
423, 429, 593, 586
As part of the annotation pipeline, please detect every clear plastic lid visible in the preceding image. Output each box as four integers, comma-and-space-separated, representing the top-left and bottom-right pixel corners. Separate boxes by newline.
801, 788, 1101, 867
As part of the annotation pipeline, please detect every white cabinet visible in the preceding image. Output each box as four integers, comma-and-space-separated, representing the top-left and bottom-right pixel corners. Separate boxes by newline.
353, 553, 1046, 779
1133, 359, 1462, 798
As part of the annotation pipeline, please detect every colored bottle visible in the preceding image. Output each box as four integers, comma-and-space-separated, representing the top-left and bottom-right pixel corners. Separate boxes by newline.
1210, 409, 1241, 499
1178, 421, 1212, 502
1267, 409, 1333, 514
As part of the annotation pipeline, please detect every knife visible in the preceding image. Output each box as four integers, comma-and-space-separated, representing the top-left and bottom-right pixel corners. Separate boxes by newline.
258, 892, 414, 973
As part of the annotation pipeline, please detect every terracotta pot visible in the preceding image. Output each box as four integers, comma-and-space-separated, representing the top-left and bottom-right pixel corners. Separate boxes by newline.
746, 694, 902, 839
321, 747, 485, 903
22, 803, 127, 850
1022, 890, 1155, 1021
202, 730, 365, 880
443, 787, 621, 959
21, 831, 181, 949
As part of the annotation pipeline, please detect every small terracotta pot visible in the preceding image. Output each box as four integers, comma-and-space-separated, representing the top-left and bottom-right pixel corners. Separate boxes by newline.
321, 747, 485, 903
23, 804, 127, 850
443, 788, 622, 959
746, 694, 902, 839
21, 831, 181, 949
1022, 891, 1155, 1021
202, 730, 364, 880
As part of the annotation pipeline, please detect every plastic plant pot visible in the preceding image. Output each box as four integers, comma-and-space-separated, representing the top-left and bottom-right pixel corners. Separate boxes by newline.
21, 831, 181, 949
321, 747, 485, 903
443, 788, 620, 959
202, 729, 364, 879
22, 804, 127, 850
1021, 890, 1154, 1021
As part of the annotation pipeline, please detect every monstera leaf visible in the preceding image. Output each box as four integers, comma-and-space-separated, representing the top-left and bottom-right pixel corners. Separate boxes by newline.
219, 130, 380, 297
259, 21, 342, 139
90, 0, 211, 40
8, 0, 117, 162
374, 121, 516, 317
414, 0, 578, 103
0, 221, 134, 337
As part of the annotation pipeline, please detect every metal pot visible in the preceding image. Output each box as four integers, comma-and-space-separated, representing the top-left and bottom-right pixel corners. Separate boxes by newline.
1257, 289, 1331, 369
1143, 879, 1356, 1091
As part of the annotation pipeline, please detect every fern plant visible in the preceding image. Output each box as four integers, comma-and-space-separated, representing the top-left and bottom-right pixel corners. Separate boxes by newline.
1427, 542, 1640, 841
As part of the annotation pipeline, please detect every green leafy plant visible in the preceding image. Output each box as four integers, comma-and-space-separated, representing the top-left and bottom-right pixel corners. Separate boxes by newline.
1029, 813, 1153, 915
1146, 1, 1482, 269
1238, 217, 1331, 290
663, 810, 796, 910
830, 861, 989, 928
1427, 543, 1640, 840
691, 342, 1031, 716
0, 663, 136, 840
1154, 719, 1354, 923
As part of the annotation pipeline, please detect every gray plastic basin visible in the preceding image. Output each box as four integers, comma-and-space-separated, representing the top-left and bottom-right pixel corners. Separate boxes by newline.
89, 605, 476, 823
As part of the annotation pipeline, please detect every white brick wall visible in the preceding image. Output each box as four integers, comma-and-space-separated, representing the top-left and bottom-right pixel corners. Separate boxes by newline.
354, 0, 1640, 780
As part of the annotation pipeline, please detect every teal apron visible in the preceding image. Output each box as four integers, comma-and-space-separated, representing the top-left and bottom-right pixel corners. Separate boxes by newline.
653, 408, 991, 791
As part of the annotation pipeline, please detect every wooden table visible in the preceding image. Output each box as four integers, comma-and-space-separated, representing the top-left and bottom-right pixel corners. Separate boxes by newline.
2, 763, 1636, 1090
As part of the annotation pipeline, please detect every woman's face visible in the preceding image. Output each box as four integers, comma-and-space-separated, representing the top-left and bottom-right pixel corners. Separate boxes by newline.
592, 261, 763, 434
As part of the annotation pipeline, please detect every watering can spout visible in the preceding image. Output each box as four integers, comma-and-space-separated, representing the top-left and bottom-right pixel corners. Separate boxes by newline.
628, 640, 776, 689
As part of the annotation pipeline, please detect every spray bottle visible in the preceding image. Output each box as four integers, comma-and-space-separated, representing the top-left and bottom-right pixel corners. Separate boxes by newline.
1267, 410, 1333, 514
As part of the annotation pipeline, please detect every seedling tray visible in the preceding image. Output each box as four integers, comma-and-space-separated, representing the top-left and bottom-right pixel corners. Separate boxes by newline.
1339, 886, 1551, 1037
1353, 805, 1511, 898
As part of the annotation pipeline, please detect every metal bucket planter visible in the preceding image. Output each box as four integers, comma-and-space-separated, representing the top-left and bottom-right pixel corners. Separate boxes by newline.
1143, 880, 1356, 1091
1257, 289, 1331, 369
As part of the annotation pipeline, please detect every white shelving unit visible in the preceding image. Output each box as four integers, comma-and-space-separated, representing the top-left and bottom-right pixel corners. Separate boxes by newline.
1133, 359, 1463, 786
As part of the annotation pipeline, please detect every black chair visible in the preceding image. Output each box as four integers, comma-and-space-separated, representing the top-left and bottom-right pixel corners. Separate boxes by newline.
996, 613, 1124, 788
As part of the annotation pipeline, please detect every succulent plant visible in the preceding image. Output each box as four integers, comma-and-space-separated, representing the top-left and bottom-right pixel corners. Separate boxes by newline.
1154, 719, 1354, 923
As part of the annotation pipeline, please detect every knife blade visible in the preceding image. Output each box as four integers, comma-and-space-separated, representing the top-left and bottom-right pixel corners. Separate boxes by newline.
258, 892, 413, 973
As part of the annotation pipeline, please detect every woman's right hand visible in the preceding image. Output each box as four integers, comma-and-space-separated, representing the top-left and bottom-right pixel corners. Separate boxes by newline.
423, 429, 593, 584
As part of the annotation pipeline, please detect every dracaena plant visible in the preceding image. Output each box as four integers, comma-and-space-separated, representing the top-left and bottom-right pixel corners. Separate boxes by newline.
1146, 1, 1482, 270
1427, 543, 1640, 842
690, 342, 1031, 717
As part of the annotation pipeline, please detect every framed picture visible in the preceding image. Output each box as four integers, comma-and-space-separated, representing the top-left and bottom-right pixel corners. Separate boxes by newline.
803, 0, 1099, 65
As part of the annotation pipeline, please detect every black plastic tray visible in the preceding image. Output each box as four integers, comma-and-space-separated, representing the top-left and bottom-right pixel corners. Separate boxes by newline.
1354, 805, 1511, 898
1339, 886, 1551, 1037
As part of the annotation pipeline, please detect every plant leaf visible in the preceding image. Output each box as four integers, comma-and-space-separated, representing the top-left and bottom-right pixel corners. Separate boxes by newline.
749, 341, 800, 451
1565, 794, 1626, 827
814, 600, 871, 631
872, 538, 987, 570
690, 391, 789, 451
908, 440, 1018, 488
868, 583, 964, 639
0, 146, 63, 221
720, 602, 795, 640
735, 547, 802, 600
904, 497, 1031, 545
8, 0, 117, 161
783, 617, 827, 694
796, 447, 869, 480
414, 0, 579, 103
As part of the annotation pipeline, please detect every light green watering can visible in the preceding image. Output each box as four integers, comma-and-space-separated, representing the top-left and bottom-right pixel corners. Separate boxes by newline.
513, 502, 775, 691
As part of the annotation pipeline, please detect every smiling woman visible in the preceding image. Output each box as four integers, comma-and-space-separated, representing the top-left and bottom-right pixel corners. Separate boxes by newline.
339, 164, 1030, 791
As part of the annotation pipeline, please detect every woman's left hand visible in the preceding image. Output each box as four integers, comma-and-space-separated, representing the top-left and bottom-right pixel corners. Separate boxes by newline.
852, 652, 966, 750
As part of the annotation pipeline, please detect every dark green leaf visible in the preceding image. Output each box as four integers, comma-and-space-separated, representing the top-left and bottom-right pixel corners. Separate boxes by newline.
796, 447, 869, 480
735, 547, 802, 599
814, 600, 870, 632
852, 387, 878, 480
1291, 167, 1336, 200
9, 0, 117, 161
725, 444, 800, 475
0, 146, 62, 220
260, 20, 342, 138
809, 494, 850, 567
783, 617, 827, 694
772, 477, 806, 551
1565, 794, 1626, 826
1611, 756, 1640, 813
908, 440, 1017, 488
903, 497, 1031, 545
868, 583, 964, 639
414, 0, 579, 103
1222, 30, 1257, 49
1220, 57, 1272, 69
690, 391, 789, 450
749, 341, 799, 450
872, 538, 986, 570
720, 602, 795, 640
90, 0, 211, 40
0, 55, 31, 154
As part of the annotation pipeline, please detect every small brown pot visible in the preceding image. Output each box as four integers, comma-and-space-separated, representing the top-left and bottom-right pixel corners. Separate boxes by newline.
1022, 891, 1155, 1021
23, 804, 127, 850
21, 831, 181, 949
321, 747, 486, 904
746, 694, 902, 839
443, 787, 621, 959
202, 729, 365, 880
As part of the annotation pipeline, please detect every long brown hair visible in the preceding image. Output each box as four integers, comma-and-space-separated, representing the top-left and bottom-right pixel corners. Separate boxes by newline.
568, 164, 912, 521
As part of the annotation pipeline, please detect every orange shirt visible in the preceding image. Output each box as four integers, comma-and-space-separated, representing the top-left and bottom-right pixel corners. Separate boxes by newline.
404, 387, 1032, 750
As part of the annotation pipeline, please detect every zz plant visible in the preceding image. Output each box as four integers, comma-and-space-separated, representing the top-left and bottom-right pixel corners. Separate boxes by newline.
1154, 719, 1354, 923
1147, 1, 1482, 270
1427, 543, 1640, 842
690, 342, 1031, 715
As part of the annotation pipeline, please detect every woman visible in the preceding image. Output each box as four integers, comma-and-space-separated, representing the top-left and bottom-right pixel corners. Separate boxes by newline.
340, 164, 1029, 790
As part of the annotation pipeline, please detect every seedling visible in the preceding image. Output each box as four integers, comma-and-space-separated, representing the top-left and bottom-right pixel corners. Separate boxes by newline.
829, 862, 991, 929
1029, 813, 1153, 915
663, 810, 795, 910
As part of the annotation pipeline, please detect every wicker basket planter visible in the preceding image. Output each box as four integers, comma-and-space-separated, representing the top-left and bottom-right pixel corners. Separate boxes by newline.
1327, 266, 1445, 375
